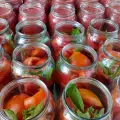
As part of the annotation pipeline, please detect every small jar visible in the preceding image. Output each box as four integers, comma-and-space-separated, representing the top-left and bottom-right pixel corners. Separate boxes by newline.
48, 4, 76, 35
12, 42, 55, 88
0, 45, 12, 91
78, 2, 105, 30
0, 78, 56, 120
6, 0, 23, 14
94, 39, 120, 91
55, 43, 97, 89
24, 0, 50, 14
14, 20, 50, 46
19, 3, 47, 24
0, 18, 14, 56
0, 2, 17, 31
51, 0, 75, 7
56, 77, 112, 120
112, 77, 120, 120
51, 21, 85, 61
86, 19, 119, 52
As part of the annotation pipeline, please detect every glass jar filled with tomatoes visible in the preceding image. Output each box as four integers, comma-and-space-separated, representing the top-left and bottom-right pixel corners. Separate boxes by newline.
0, 2, 17, 31
56, 77, 112, 120
0, 18, 14, 56
14, 20, 50, 46
86, 19, 119, 52
0, 78, 56, 120
48, 4, 76, 35
51, 21, 85, 61
111, 77, 120, 120
54, 43, 97, 90
19, 3, 47, 24
94, 39, 120, 91
0, 45, 12, 90
24, 0, 50, 14
78, 2, 105, 30
51, 0, 75, 7
12, 42, 55, 88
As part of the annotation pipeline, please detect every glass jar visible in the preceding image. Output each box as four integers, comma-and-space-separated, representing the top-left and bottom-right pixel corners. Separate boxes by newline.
48, 4, 76, 35
86, 19, 119, 52
51, 21, 85, 61
24, 0, 50, 14
112, 77, 120, 120
51, 0, 75, 7
0, 78, 56, 120
12, 42, 55, 88
94, 39, 120, 91
14, 20, 50, 46
0, 2, 17, 31
6, 0, 23, 14
55, 43, 97, 90
19, 3, 47, 24
0, 45, 12, 91
56, 77, 112, 120
0, 18, 14, 56
78, 2, 105, 30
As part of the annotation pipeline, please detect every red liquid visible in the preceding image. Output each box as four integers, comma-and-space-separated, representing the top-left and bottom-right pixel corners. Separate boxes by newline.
19, 5, 47, 24
48, 5, 76, 35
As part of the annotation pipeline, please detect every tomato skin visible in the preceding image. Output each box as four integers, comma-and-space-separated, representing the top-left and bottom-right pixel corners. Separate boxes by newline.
4, 94, 29, 120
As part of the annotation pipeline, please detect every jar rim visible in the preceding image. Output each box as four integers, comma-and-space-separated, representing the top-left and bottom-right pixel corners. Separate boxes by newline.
62, 77, 112, 120
12, 42, 52, 69
0, 78, 49, 120
61, 43, 97, 70
15, 20, 47, 38
80, 2, 105, 15
19, 3, 44, 17
89, 18, 119, 35
55, 20, 85, 37
51, 4, 75, 18
25, 0, 47, 5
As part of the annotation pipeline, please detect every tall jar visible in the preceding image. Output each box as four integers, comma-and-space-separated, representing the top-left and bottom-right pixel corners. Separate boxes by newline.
6, 0, 23, 14
111, 77, 120, 120
94, 39, 120, 91
51, 0, 75, 7
0, 45, 12, 91
12, 42, 55, 88
24, 0, 50, 14
19, 3, 47, 24
56, 77, 112, 120
14, 20, 50, 46
48, 4, 76, 35
86, 19, 119, 52
55, 43, 97, 90
0, 2, 17, 31
51, 20, 85, 61
0, 18, 14, 56
0, 78, 56, 120
78, 2, 105, 30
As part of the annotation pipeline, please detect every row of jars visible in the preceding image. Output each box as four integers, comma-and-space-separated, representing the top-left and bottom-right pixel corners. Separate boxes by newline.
1, 0, 120, 34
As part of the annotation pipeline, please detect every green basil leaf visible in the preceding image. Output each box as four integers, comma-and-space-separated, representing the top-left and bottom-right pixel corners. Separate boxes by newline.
67, 84, 84, 112
71, 28, 80, 35
114, 65, 120, 76
4, 109, 18, 120
93, 108, 105, 118
77, 109, 90, 119
87, 106, 94, 114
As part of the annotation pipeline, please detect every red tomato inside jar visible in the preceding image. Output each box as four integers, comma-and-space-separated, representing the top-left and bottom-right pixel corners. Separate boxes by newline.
12, 42, 55, 88
0, 2, 17, 31
55, 43, 97, 90
78, 2, 105, 30
86, 19, 119, 52
56, 77, 112, 120
19, 3, 47, 24
51, 20, 85, 61
0, 78, 56, 120
48, 4, 76, 35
